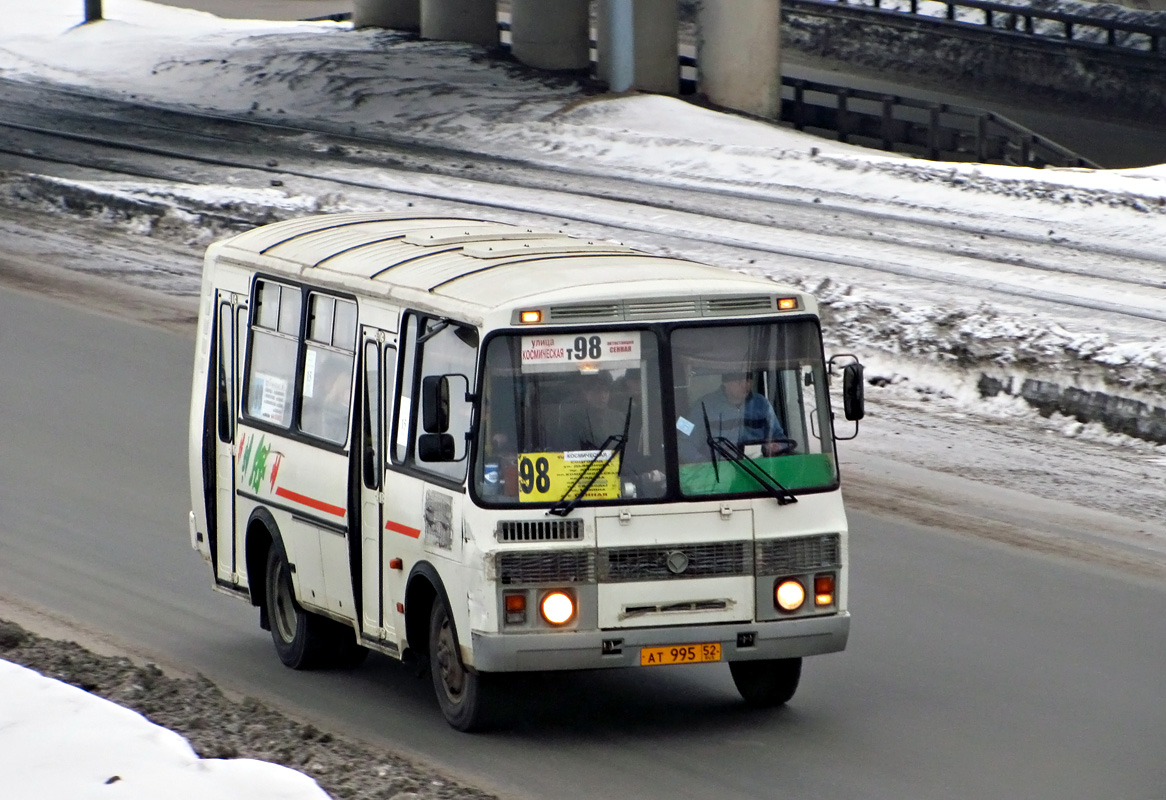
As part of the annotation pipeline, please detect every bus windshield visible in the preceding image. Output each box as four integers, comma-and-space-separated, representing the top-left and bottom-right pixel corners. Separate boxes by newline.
474, 319, 837, 506
475, 329, 668, 504
671, 319, 837, 498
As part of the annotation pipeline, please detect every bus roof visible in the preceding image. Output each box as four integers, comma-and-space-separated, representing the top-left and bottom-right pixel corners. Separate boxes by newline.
208, 213, 808, 322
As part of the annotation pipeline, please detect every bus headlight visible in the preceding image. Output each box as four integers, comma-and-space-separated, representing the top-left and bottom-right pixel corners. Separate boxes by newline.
774, 579, 806, 612
540, 591, 575, 625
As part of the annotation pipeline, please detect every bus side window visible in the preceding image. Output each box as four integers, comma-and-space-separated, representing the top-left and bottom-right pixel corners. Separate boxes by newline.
392, 315, 418, 464
244, 280, 300, 428
414, 319, 478, 481
361, 342, 397, 488
299, 294, 357, 445
216, 302, 234, 443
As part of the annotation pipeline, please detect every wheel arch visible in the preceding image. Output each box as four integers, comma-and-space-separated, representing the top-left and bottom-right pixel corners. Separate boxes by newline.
244, 506, 282, 611
404, 560, 454, 661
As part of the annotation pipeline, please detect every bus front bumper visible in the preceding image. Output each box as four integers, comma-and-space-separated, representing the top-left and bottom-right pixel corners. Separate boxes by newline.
469, 612, 849, 672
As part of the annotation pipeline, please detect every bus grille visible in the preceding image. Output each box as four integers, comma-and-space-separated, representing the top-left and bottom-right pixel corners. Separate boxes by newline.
496, 519, 584, 542
496, 550, 595, 585
599, 541, 752, 582
755, 534, 841, 574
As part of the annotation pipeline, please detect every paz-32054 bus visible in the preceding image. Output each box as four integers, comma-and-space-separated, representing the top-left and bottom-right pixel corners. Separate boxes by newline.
188, 213, 865, 731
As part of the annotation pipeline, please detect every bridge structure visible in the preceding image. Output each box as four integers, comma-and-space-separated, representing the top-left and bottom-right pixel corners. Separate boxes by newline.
352, 0, 785, 119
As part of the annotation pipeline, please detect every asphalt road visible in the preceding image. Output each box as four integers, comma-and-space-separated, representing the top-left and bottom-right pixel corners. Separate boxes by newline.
2, 282, 1165, 799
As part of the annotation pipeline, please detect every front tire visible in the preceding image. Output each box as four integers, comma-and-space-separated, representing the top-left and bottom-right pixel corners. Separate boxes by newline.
429, 600, 496, 732
729, 657, 802, 707
265, 544, 329, 670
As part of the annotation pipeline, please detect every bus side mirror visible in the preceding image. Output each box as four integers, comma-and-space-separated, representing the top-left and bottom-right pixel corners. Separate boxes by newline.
422, 375, 450, 433
418, 433, 456, 461
843, 363, 865, 422
828, 353, 865, 440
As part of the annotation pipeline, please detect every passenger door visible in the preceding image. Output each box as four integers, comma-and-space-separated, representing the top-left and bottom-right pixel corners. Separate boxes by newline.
214, 294, 243, 584
358, 330, 403, 646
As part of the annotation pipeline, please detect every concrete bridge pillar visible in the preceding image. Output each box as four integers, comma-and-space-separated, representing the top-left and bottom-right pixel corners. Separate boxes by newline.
596, 0, 679, 94
353, 0, 420, 30
697, 0, 782, 118
421, 0, 498, 47
510, 0, 590, 70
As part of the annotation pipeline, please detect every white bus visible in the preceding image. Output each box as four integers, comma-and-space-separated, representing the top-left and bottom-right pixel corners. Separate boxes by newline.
188, 213, 865, 731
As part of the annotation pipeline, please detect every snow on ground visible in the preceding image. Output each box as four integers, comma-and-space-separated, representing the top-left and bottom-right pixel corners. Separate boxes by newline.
0, 658, 329, 800
1, 1, 1164, 793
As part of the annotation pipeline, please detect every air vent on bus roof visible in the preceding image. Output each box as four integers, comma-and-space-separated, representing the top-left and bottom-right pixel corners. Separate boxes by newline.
703, 296, 776, 314
625, 299, 700, 319
463, 240, 633, 260
548, 303, 621, 322
402, 227, 562, 247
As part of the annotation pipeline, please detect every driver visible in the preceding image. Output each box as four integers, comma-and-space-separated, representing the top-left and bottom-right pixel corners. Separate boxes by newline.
689, 370, 790, 457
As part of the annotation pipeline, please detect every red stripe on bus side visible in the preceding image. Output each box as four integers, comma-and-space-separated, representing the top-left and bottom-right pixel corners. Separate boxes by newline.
385, 520, 421, 538
274, 487, 346, 518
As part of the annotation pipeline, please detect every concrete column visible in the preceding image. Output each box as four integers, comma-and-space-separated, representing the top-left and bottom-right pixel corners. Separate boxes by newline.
596, 0, 679, 94
510, 0, 590, 70
421, 0, 498, 47
353, 0, 420, 30
697, 0, 782, 118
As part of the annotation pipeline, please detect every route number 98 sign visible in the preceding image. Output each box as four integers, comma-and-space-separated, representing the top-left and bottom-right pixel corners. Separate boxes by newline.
520, 332, 640, 371
517, 451, 622, 502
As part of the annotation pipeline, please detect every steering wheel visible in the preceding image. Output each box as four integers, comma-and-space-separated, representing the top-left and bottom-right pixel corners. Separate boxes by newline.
768, 438, 798, 455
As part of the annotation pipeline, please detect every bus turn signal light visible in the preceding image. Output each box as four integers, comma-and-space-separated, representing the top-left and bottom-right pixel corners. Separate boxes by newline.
815, 573, 835, 606
777, 297, 798, 310
504, 592, 526, 624
520, 309, 542, 323
775, 580, 806, 612
540, 591, 575, 625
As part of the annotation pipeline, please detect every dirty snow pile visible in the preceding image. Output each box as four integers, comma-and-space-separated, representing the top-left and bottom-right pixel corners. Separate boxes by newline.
0, 659, 331, 800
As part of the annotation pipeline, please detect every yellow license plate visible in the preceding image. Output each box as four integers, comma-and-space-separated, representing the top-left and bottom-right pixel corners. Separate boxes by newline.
640, 642, 721, 666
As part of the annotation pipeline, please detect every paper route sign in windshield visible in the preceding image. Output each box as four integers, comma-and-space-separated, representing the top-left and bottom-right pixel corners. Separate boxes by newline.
517, 450, 622, 502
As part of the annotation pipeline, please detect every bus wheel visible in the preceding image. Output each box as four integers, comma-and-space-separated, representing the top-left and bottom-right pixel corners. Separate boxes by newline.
729, 657, 802, 708
429, 600, 495, 732
265, 544, 327, 670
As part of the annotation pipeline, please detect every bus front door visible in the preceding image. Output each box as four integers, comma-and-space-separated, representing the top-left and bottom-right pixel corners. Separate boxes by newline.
357, 331, 403, 649
214, 295, 241, 585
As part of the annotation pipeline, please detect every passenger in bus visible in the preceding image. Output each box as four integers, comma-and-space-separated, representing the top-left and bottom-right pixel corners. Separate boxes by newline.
613, 369, 666, 487
685, 370, 791, 458
558, 371, 627, 452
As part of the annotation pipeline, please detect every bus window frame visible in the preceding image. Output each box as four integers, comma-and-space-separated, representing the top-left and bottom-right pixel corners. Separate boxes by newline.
239, 275, 359, 455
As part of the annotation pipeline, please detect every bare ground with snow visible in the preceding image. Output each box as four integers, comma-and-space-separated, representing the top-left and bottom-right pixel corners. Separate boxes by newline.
0, 619, 495, 800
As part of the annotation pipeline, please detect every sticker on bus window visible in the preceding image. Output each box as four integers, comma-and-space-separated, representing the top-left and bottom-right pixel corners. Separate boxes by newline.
517, 450, 622, 503
520, 332, 640, 372
253, 374, 288, 425
303, 349, 318, 398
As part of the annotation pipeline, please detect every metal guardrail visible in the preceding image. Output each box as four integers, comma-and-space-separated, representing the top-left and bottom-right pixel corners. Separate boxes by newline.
787, 0, 1166, 58
781, 77, 1100, 167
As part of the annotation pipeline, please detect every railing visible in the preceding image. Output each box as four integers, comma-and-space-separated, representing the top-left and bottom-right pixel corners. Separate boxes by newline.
786, 0, 1166, 58
781, 77, 1100, 167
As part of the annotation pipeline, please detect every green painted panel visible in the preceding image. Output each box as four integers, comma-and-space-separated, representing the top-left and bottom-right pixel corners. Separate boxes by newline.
679, 453, 836, 496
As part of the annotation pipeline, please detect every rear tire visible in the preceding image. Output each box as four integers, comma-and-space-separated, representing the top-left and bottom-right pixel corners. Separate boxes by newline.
429, 599, 496, 732
265, 544, 329, 670
729, 657, 802, 707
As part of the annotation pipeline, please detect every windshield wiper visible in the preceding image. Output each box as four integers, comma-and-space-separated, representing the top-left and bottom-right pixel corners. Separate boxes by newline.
548, 398, 633, 517
700, 402, 798, 506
